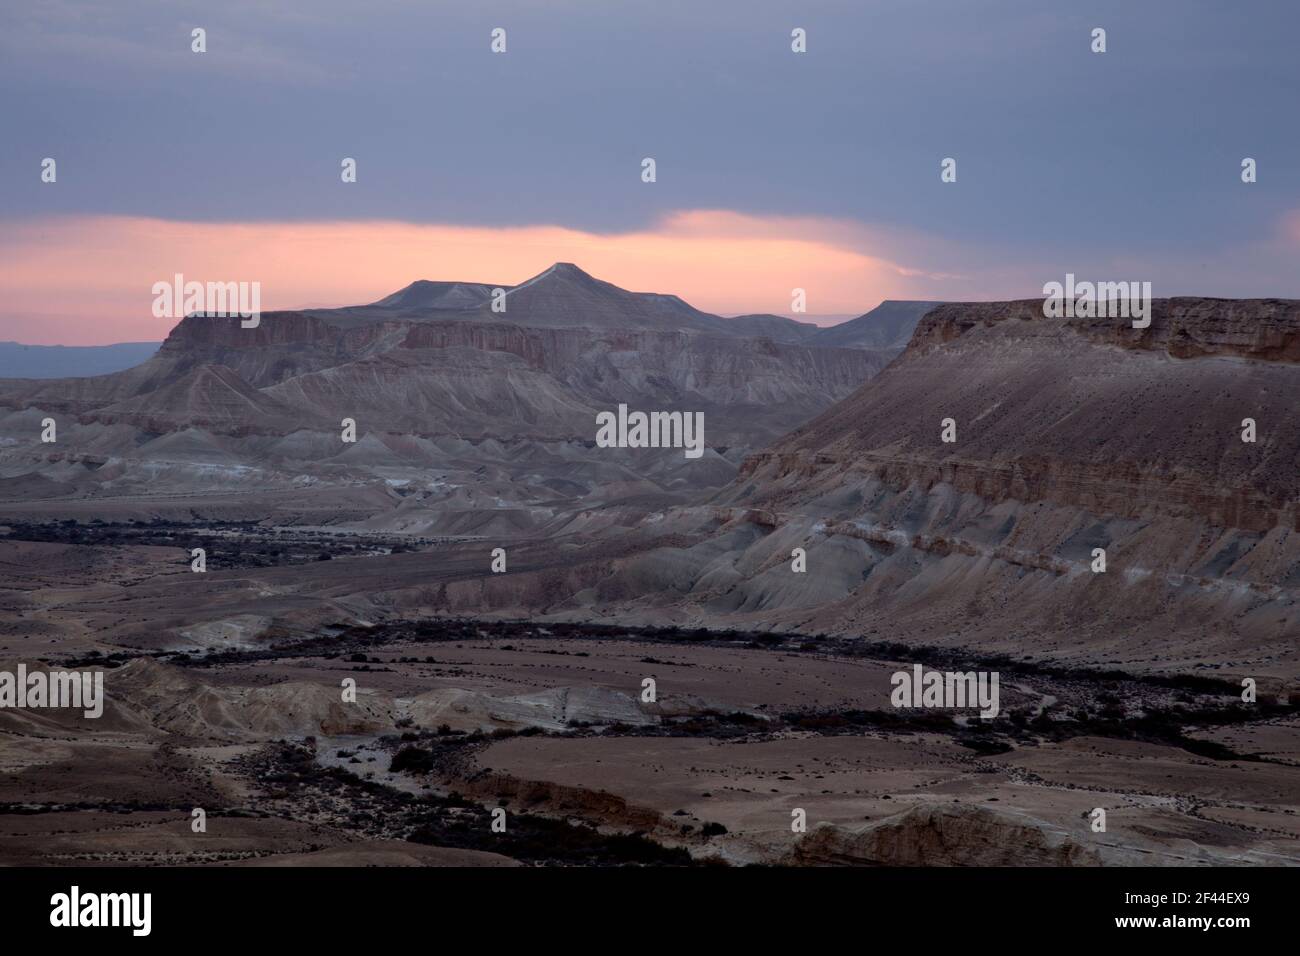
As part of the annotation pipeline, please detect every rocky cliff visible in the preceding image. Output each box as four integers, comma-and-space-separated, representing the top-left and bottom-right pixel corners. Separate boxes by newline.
543, 297, 1300, 682
0, 264, 907, 532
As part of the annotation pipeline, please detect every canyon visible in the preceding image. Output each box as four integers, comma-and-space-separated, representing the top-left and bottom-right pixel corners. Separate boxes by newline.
0, 279, 1296, 867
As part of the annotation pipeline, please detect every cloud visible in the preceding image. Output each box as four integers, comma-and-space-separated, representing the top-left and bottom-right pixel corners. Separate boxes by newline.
0, 1, 339, 86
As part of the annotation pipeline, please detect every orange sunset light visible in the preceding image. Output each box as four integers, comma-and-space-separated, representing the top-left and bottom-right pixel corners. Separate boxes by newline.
0, 211, 937, 345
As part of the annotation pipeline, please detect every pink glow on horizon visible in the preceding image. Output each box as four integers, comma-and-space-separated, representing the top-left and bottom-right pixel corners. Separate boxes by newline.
0, 212, 956, 345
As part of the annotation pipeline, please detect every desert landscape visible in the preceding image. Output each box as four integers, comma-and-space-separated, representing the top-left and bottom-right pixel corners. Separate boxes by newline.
1, 275, 1296, 868
3, 4, 1299, 900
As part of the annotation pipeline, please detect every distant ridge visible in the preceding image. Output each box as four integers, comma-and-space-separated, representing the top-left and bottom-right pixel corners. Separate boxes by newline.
371, 280, 499, 311
0, 341, 160, 379
357, 263, 837, 342
811, 301, 944, 350
0, 262, 900, 453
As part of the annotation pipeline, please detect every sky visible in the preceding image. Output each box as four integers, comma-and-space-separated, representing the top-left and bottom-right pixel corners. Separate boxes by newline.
2, 0, 1298, 344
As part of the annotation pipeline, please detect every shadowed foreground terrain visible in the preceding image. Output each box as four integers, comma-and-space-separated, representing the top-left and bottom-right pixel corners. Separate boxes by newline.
1, 620, 1296, 866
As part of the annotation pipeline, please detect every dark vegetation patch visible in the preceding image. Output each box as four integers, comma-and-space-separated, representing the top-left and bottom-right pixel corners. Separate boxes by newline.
582, 710, 770, 740
775, 699, 1289, 763
242, 742, 694, 866
124, 615, 1268, 700
3, 518, 424, 568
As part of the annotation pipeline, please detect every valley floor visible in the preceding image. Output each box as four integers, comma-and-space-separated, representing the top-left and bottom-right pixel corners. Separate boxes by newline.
1, 589, 1296, 865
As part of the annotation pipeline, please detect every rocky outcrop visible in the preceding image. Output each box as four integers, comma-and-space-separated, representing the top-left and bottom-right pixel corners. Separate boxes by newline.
784, 805, 1101, 866
908, 297, 1300, 363
0, 658, 395, 740
406, 685, 658, 733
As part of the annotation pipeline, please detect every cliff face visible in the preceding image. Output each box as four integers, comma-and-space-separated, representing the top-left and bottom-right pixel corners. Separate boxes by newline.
0, 265, 905, 529
763, 297, 1300, 530
26, 312, 890, 444
0, 259, 896, 445
560, 297, 1300, 680
907, 297, 1300, 364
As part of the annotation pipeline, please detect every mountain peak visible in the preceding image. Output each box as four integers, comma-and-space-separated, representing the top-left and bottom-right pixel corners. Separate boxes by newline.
549, 262, 587, 275
372, 279, 498, 311
518, 262, 601, 288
